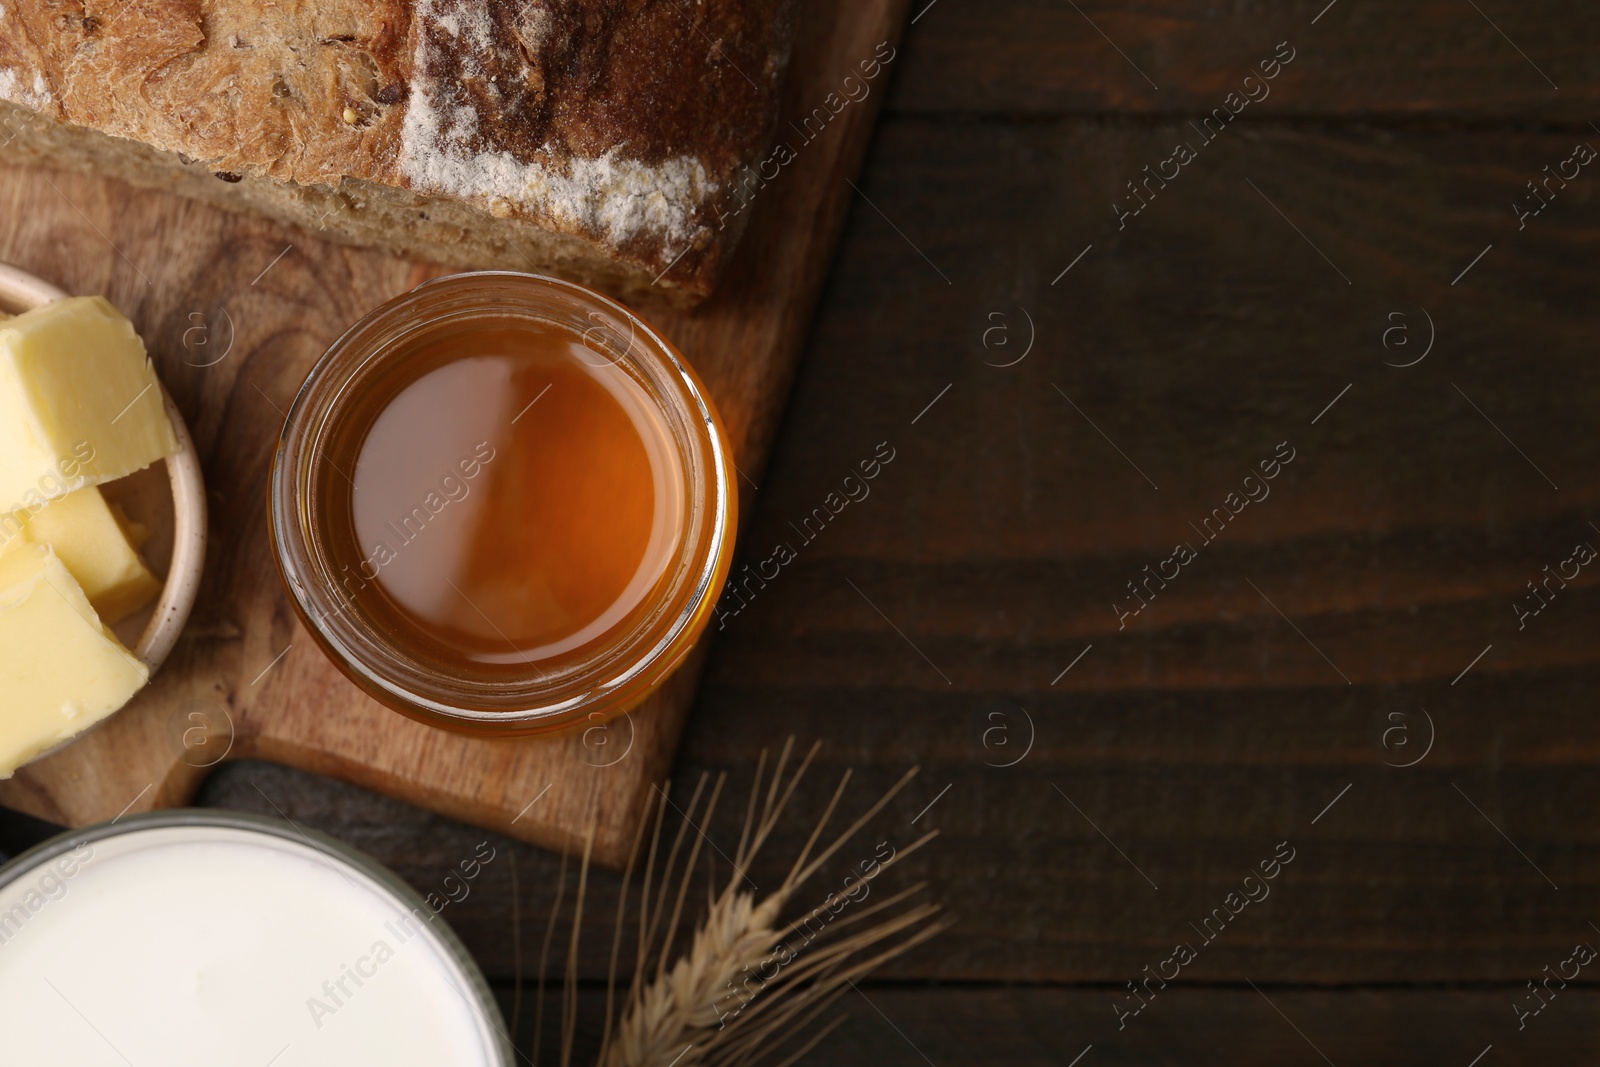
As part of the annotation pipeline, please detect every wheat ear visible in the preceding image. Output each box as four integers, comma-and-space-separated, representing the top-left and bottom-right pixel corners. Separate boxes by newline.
593, 740, 949, 1067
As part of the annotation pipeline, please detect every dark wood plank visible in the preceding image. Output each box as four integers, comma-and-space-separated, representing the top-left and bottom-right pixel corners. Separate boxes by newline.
679, 116, 1600, 982
727, 987, 1600, 1066
892, 0, 1600, 118
480, 986, 1599, 1065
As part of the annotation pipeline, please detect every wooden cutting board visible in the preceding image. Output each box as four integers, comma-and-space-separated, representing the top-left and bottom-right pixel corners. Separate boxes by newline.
0, 0, 909, 868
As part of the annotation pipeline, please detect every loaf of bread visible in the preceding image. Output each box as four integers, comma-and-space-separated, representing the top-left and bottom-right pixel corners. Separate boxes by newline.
0, 1, 795, 305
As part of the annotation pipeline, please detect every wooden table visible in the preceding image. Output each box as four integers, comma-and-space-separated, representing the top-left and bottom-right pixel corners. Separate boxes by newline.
5, 2, 1599, 1063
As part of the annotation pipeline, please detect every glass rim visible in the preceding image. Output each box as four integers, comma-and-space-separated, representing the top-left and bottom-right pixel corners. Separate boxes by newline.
269, 271, 736, 733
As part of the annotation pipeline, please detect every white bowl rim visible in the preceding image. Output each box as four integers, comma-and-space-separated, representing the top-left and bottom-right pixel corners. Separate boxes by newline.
0, 262, 207, 674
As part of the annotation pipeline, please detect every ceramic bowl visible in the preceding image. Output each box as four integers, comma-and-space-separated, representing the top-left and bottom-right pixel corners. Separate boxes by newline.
0, 261, 206, 673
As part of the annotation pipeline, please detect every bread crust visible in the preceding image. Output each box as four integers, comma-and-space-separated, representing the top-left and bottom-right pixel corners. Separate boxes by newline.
0, 0, 795, 303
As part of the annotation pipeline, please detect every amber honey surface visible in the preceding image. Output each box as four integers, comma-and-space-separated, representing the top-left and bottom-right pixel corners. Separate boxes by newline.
318, 318, 685, 676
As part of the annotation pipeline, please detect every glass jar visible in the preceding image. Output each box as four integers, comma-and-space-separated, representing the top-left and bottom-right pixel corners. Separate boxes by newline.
270, 272, 736, 736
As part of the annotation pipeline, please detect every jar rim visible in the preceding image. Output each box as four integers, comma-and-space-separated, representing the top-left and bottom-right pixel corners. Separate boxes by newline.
269, 271, 736, 734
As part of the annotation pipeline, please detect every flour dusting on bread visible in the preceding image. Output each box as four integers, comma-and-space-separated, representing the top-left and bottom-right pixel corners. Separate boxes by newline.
399, 0, 714, 249
0, 67, 51, 110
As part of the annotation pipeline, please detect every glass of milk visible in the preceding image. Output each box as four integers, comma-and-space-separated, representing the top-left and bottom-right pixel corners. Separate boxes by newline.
0, 810, 515, 1066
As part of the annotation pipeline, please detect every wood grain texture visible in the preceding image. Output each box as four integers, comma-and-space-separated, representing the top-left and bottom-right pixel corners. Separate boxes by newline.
0, 0, 912, 867
676, 116, 1600, 983
480, 987, 1600, 1066
892, 0, 1600, 117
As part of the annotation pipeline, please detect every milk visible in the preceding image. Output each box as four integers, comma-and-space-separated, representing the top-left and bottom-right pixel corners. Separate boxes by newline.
0, 821, 508, 1066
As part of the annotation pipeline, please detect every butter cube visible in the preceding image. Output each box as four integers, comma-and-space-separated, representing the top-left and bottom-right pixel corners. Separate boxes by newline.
6, 486, 161, 625
0, 296, 177, 515
0, 543, 148, 776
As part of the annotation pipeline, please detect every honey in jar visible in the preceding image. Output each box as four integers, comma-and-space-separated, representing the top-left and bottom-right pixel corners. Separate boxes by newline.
271, 273, 736, 733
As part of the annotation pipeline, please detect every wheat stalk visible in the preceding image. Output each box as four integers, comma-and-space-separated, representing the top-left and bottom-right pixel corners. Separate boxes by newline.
603, 739, 946, 1067
532, 739, 949, 1067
